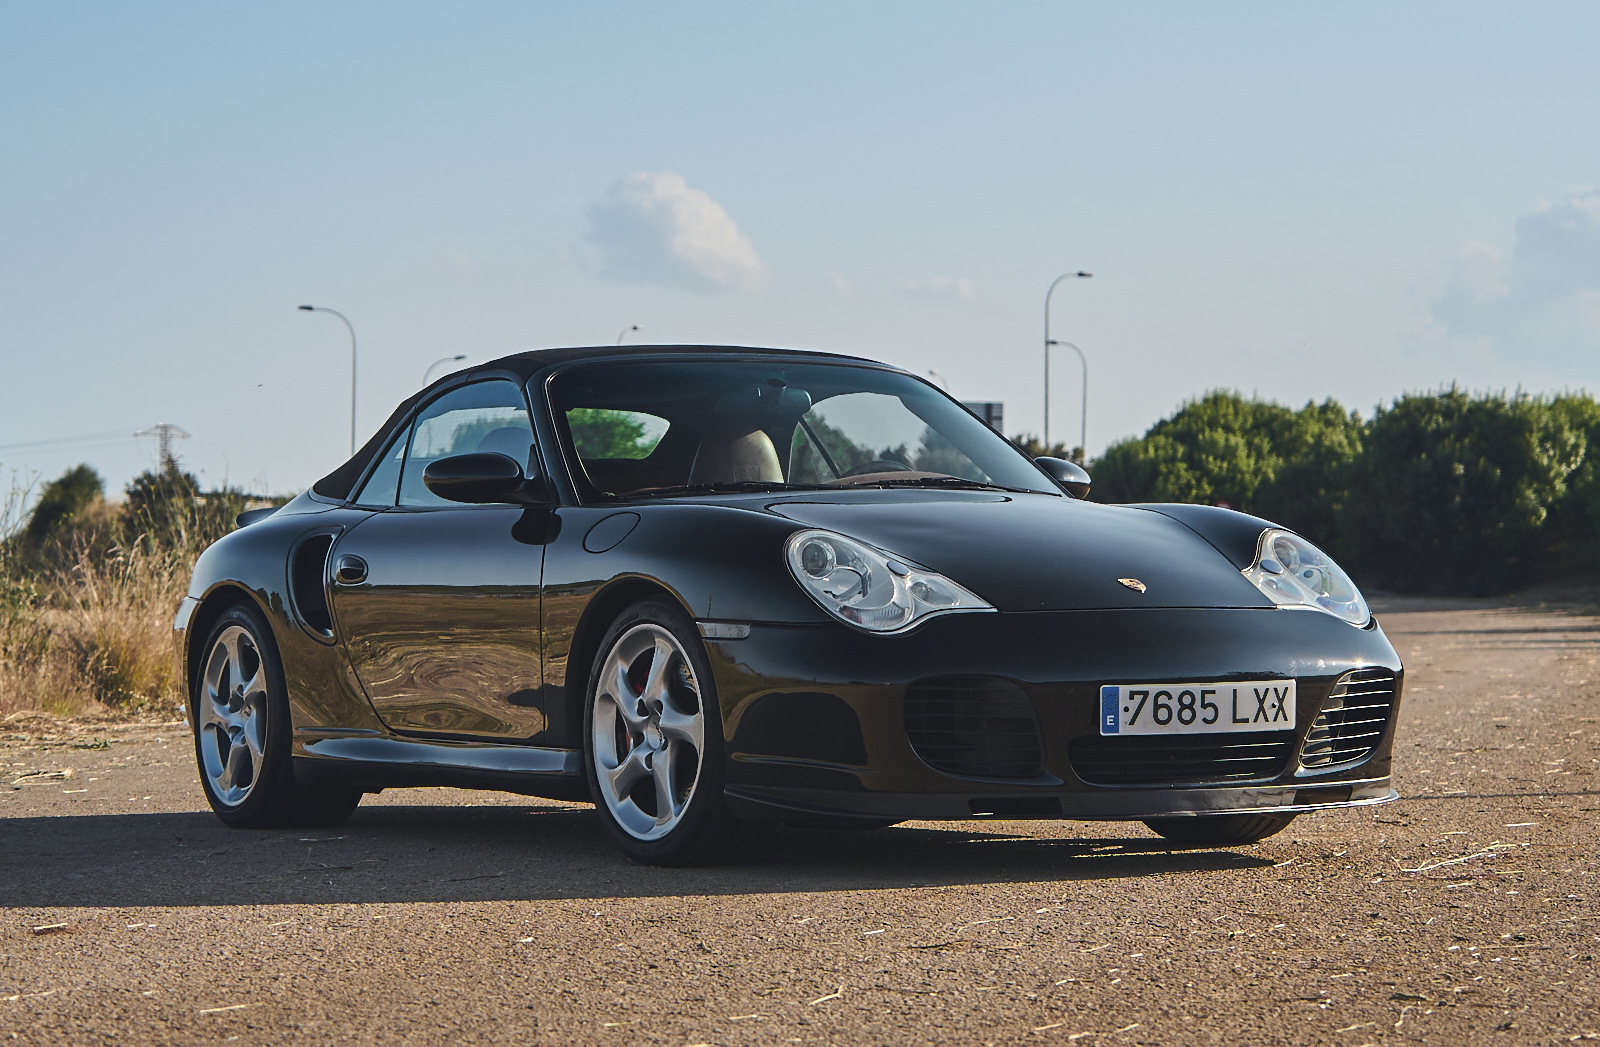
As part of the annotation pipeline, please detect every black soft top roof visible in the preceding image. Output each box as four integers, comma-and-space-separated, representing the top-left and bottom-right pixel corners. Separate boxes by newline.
310, 344, 875, 500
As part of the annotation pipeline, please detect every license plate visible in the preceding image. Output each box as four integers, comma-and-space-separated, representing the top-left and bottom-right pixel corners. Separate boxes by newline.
1099, 681, 1296, 736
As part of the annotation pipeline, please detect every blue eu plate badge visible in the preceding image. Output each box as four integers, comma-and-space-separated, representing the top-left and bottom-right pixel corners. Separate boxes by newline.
1100, 686, 1120, 734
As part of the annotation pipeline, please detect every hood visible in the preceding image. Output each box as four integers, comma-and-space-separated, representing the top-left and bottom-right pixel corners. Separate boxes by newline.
762, 490, 1273, 613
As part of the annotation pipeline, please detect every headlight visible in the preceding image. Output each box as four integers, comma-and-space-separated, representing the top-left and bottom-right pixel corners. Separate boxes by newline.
1242, 528, 1369, 627
784, 529, 993, 634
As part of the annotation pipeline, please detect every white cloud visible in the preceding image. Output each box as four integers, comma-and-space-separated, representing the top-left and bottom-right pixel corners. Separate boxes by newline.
817, 271, 853, 298
898, 276, 976, 302
1432, 190, 1600, 360
584, 170, 769, 293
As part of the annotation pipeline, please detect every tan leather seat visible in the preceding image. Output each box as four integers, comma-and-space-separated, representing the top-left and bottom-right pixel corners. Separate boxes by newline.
688, 428, 782, 485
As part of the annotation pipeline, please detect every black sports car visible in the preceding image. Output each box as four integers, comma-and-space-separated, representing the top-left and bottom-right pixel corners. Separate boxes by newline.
176, 345, 1402, 864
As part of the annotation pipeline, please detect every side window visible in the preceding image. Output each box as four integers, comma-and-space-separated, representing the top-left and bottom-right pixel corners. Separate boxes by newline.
398, 380, 536, 508
352, 424, 410, 507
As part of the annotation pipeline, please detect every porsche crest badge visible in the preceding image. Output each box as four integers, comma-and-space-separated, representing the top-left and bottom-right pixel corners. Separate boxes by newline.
1117, 577, 1147, 593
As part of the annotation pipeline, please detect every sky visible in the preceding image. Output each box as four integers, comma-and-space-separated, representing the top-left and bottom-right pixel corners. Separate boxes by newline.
3, 2, 1599, 501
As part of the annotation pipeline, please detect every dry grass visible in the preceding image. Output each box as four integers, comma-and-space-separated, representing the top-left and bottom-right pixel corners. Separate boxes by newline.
0, 534, 193, 722
0, 467, 258, 721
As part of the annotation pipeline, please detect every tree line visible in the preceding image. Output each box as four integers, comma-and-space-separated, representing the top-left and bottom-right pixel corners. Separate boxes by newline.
1074, 387, 1600, 595
12, 385, 1596, 605
6, 463, 253, 576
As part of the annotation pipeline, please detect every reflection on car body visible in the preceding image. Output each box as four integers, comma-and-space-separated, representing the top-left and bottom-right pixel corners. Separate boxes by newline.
175, 345, 1402, 864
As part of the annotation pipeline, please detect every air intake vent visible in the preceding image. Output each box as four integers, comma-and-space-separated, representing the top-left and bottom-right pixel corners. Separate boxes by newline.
1300, 667, 1397, 770
904, 677, 1045, 780
290, 534, 335, 635
1068, 732, 1294, 786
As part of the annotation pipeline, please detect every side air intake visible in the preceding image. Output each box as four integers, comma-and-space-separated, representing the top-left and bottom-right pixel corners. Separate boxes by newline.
1299, 667, 1398, 770
290, 534, 335, 636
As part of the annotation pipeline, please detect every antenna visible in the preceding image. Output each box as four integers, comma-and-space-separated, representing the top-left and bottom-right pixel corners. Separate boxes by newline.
133, 423, 191, 471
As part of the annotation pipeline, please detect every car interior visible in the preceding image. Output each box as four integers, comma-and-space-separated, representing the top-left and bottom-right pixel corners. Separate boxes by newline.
549, 360, 1027, 498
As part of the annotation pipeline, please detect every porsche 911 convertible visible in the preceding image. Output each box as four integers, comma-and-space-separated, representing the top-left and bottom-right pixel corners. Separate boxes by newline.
175, 345, 1402, 864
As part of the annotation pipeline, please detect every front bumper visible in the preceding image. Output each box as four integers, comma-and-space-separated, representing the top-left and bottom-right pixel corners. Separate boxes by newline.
705, 607, 1403, 823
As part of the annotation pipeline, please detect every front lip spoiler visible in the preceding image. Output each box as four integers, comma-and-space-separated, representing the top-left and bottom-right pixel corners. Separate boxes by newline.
725, 778, 1397, 822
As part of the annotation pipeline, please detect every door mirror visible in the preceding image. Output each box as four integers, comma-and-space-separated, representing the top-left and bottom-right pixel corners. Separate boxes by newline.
1035, 457, 1091, 500
422, 453, 547, 506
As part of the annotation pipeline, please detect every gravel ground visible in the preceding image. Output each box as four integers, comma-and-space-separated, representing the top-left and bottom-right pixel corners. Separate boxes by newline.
2, 597, 1597, 1046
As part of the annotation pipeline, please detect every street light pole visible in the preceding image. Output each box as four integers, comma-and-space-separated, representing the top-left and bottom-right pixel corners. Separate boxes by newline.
616, 324, 639, 345
1043, 271, 1092, 452
424, 354, 467, 385
299, 305, 358, 455
1047, 340, 1088, 463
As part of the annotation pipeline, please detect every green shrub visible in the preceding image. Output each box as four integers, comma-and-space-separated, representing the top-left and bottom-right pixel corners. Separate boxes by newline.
1091, 392, 1295, 508
1544, 394, 1600, 564
122, 465, 246, 552
1090, 392, 1362, 554
1253, 400, 1364, 560
24, 464, 103, 543
1088, 387, 1594, 595
1342, 389, 1583, 595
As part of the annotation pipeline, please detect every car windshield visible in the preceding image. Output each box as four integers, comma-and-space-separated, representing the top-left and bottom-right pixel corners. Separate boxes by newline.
547, 358, 1060, 499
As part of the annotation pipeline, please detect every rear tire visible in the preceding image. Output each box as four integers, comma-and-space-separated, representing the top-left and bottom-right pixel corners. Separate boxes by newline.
583, 599, 765, 865
1142, 812, 1296, 846
192, 605, 362, 829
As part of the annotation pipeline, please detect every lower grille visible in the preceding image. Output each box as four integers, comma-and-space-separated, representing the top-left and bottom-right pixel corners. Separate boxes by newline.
1068, 732, 1294, 786
905, 677, 1045, 779
1300, 667, 1397, 770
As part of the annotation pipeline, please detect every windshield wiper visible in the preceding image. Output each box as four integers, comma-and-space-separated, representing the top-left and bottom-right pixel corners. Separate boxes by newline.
629, 480, 832, 498
847, 475, 1038, 494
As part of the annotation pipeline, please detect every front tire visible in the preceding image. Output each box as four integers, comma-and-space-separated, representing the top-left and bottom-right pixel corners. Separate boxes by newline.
192, 605, 361, 829
1142, 812, 1296, 846
583, 599, 764, 865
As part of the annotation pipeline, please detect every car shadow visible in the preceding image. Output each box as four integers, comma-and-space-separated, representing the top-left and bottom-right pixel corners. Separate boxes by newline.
0, 803, 1272, 909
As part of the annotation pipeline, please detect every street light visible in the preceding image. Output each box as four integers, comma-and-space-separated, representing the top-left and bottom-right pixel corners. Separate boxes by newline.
616, 324, 639, 345
1047, 340, 1088, 464
1043, 272, 1092, 455
424, 354, 467, 385
299, 305, 358, 455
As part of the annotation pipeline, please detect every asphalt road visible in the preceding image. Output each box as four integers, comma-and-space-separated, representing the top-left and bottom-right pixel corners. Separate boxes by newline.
3, 597, 1597, 1046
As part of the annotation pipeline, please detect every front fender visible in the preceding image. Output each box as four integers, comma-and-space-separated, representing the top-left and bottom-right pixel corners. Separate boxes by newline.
1129, 503, 1281, 569
548, 503, 829, 624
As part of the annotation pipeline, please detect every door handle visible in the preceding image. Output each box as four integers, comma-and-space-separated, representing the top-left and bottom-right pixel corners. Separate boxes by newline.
334, 554, 368, 585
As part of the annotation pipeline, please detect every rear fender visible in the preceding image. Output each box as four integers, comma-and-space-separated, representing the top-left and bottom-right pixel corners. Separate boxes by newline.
180, 507, 386, 737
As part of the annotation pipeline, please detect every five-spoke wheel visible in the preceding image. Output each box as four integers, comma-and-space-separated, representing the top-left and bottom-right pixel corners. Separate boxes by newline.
191, 605, 362, 828
584, 600, 763, 865
591, 623, 706, 840
199, 624, 270, 807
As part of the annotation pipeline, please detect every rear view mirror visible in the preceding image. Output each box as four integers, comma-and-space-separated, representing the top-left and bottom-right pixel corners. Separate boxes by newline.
423, 453, 547, 506
1035, 457, 1091, 500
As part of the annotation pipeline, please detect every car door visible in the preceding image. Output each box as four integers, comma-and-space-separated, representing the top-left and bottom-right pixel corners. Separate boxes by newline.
329, 378, 550, 740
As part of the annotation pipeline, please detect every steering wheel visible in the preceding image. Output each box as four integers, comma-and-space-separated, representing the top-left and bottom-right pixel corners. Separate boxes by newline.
839, 460, 913, 478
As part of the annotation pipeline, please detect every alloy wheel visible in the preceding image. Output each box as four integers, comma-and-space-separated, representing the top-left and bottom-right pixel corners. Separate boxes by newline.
591, 623, 707, 841
198, 624, 270, 807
